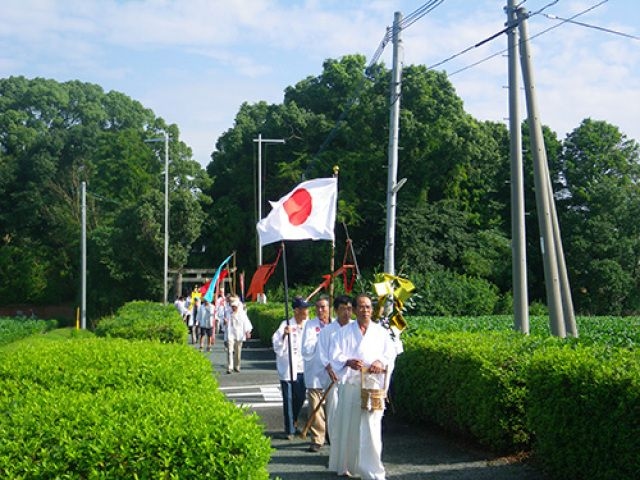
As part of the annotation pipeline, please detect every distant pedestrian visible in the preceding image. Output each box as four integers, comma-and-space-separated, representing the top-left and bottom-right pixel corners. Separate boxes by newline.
224, 296, 253, 373
198, 298, 216, 352
187, 297, 200, 345
272, 295, 310, 440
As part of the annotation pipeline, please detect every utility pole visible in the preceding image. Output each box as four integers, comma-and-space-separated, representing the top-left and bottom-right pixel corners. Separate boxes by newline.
516, 7, 566, 337
163, 132, 169, 305
253, 133, 285, 266
81, 181, 87, 329
384, 11, 405, 275
144, 132, 170, 305
506, 0, 529, 333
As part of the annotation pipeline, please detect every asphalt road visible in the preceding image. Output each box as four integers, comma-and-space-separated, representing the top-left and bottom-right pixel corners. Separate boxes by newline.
201, 333, 547, 480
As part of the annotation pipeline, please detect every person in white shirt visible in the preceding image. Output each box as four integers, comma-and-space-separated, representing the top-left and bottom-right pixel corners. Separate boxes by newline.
301, 295, 332, 452
224, 297, 253, 373
272, 295, 310, 440
330, 293, 397, 480
197, 298, 216, 352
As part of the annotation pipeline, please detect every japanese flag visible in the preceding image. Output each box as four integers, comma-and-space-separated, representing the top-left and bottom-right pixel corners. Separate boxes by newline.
257, 177, 337, 247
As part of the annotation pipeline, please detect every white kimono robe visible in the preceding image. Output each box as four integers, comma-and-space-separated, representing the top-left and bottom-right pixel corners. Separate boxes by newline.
329, 320, 397, 480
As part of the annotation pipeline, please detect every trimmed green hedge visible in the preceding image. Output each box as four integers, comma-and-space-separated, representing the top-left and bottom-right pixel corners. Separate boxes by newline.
246, 303, 286, 347
0, 337, 271, 479
393, 327, 640, 479
0, 317, 57, 346
394, 331, 554, 452
95, 300, 186, 343
525, 345, 640, 480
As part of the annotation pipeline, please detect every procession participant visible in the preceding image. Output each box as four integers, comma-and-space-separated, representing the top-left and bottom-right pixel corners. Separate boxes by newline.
224, 296, 253, 373
322, 295, 354, 470
330, 293, 397, 480
301, 295, 332, 452
187, 296, 200, 345
197, 298, 216, 352
272, 296, 310, 440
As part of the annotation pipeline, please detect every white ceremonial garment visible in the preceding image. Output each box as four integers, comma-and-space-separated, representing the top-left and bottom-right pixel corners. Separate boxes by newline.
321, 320, 353, 472
301, 317, 331, 388
272, 318, 306, 381
329, 320, 397, 480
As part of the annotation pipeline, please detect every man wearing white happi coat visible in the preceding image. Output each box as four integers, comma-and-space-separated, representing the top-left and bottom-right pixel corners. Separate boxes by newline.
301, 295, 332, 452
330, 293, 397, 480
272, 296, 310, 439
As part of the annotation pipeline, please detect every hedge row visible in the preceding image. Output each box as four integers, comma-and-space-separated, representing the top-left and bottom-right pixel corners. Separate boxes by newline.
95, 300, 186, 343
0, 317, 57, 346
246, 303, 287, 347
0, 337, 271, 479
393, 332, 640, 479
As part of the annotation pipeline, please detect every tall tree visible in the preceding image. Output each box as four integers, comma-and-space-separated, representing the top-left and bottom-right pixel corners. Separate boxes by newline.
556, 119, 640, 314
0, 77, 209, 316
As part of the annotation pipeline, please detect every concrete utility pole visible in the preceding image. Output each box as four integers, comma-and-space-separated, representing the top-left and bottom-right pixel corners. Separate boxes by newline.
144, 132, 170, 304
253, 133, 285, 266
163, 132, 169, 305
81, 181, 87, 329
516, 7, 567, 337
506, 0, 529, 334
384, 11, 405, 275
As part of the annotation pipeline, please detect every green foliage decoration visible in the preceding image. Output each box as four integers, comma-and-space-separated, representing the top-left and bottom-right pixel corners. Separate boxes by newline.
0, 337, 272, 479
94, 300, 186, 343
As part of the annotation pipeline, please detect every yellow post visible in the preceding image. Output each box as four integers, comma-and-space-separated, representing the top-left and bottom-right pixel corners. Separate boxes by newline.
75, 307, 80, 330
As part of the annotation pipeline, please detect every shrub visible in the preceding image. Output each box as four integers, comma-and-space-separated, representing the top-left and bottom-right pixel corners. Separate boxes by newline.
413, 270, 500, 316
0, 337, 271, 479
393, 331, 556, 452
95, 300, 186, 343
247, 303, 286, 347
0, 317, 57, 346
525, 345, 640, 480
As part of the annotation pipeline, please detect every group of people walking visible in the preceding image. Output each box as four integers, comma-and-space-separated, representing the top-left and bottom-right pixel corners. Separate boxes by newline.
175, 290, 253, 374
272, 293, 399, 480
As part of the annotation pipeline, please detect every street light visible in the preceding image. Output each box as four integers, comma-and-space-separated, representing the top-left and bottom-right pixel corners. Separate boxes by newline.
145, 132, 169, 304
253, 133, 285, 266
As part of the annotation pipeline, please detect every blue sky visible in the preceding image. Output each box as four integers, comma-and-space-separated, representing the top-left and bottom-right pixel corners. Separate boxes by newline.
1, 0, 638, 167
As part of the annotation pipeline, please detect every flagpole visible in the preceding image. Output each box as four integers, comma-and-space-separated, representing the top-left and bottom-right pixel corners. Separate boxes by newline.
329, 165, 339, 316
281, 241, 295, 383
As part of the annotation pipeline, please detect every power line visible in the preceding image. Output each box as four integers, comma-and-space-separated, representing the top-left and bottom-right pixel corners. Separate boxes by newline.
443, 0, 610, 77
542, 12, 640, 41
308, 1, 446, 172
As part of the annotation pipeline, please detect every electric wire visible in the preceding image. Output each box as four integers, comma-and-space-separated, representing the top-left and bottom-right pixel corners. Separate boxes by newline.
307, 0, 445, 174
443, 0, 609, 77
542, 12, 640, 41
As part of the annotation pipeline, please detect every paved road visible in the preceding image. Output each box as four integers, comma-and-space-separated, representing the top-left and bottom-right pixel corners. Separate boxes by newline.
200, 333, 547, 479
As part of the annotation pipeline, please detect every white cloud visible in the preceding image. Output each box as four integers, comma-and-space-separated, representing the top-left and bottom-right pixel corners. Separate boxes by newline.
1, 0, 638, 167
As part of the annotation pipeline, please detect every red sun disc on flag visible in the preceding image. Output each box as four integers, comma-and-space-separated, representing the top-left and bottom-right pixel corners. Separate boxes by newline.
283, 188, 312, 226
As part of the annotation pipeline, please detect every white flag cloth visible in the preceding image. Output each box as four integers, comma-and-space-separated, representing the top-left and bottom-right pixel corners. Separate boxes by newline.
257, 177, 337, 247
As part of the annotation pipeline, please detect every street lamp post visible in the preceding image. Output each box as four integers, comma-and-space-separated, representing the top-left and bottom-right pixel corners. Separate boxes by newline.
253, 133, 285, 266
145, 132, 169, 304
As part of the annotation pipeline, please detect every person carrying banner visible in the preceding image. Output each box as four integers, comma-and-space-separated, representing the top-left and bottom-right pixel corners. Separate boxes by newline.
272, 296, 310, 440
330, 293, 397, 480
301, 295, 332, 452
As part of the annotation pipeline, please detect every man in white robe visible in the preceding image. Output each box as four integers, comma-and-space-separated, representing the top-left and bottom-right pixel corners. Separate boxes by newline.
330, 293, 397, 480
321, 295, 354, 471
